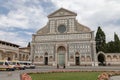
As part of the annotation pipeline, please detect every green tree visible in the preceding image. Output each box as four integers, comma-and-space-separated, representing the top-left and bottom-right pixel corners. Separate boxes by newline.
27, 42, 30, 47
106, 33, 120, 53
114, 33, 120, 52
95, 26, 106, 53
106, 41, 115, 53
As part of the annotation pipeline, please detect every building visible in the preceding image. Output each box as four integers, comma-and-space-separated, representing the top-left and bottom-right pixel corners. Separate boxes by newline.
97, 51, 120, 66
0, 40, 30, 61
31, 8, 98, 67
19, 47, 30, 61
0, 8, 120, 67
0, 40, 19, 60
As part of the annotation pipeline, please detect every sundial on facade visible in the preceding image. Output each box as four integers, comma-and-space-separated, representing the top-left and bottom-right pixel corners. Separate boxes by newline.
59, 11, 65, 16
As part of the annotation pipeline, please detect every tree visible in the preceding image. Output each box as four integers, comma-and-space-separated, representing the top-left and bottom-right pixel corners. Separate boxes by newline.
106, 41, 115, 53
27, 42, 30, 47
114, 33, 120, 41
114, 33, 120, 53
106, 33, 120, 53
95, 26, 106, 53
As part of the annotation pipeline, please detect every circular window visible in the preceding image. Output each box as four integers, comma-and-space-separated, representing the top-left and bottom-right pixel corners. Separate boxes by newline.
58, 25, 66, 33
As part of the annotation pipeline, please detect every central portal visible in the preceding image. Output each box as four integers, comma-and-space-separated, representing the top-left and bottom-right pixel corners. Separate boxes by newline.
57, 46, 66, 66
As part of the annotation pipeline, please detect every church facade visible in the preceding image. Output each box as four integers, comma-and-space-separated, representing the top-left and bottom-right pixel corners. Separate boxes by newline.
31, 8, 98, 67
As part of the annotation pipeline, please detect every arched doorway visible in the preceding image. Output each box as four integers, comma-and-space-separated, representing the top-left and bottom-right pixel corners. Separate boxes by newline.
44, 52, 48, 65
57, 46, 66, 66
23, 55, 25, 61
98, 53, 106, 66
75, 52, 80, 65
5, 51, 14, 61
35, 56, 39, 62
26, 55, 29, 61
7, 57, 11, 61
113, 55, 118, 62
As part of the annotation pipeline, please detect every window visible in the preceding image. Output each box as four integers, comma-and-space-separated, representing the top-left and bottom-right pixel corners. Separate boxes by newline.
15, 54, 17, 58
58, 25, 66, 33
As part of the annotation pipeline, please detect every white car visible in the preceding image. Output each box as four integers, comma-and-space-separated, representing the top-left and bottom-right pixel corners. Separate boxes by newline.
0, 60, 15, 71
8, 61, 25, 70
19, 61, 35, 69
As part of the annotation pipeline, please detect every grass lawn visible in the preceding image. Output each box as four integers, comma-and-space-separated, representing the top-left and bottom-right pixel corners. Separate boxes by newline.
30, 72, 101, 80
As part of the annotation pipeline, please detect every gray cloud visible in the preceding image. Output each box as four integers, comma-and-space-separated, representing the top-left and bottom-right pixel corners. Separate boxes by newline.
51, 0, 120, 42
0, 0, 120, 46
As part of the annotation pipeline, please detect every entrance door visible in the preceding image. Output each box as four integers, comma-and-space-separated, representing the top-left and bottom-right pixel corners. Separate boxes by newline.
58, 54, 65, 66
98, 53, 105, 66
76, 57, 80, 65
57, 46, 66, 66
44, 57, 48, 65
7, 57, 11, 61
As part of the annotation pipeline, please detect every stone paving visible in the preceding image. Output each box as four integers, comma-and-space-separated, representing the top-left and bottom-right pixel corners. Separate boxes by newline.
0, 71, 20, 80
1, 66, 120, 80
109, 76, 120, 80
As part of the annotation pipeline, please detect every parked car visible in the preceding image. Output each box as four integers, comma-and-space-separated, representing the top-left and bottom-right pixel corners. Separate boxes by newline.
8, 61, 25, 70
0, 60, 15, 71
19, 61, 35, 69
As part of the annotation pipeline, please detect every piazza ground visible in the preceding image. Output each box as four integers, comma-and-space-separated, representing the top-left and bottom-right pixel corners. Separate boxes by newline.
1, 66, 120, 80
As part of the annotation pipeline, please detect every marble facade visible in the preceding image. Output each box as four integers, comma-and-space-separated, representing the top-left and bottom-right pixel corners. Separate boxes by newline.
31, 8, 97, 67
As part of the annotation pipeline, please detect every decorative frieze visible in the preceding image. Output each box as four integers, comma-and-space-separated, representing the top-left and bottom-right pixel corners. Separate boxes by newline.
34, 33, 92, 42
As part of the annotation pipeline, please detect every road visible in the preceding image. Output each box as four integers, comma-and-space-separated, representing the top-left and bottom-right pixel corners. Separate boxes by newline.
1, 66, 120, 80
0, 70, 21, 80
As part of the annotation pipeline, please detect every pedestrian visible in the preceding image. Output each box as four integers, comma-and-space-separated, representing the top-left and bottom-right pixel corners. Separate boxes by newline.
63, 64, 65, 69
57, 64, 59, 69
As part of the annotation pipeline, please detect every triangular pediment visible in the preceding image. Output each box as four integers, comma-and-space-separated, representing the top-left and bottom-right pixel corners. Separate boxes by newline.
48, 8, 77, 18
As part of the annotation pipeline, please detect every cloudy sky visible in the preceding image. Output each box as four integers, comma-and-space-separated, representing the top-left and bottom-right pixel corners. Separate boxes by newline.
0, 0, 120, 47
